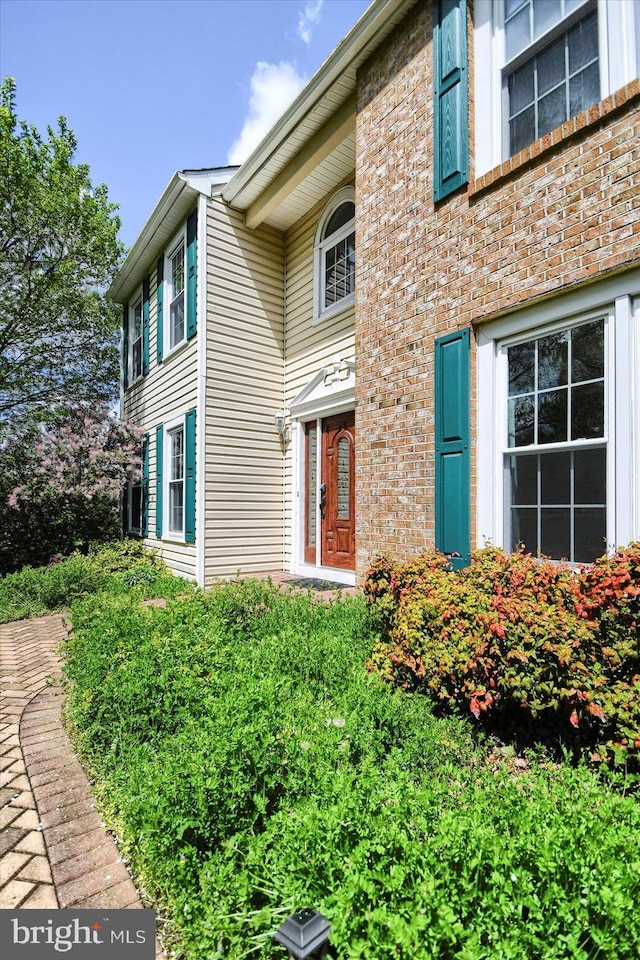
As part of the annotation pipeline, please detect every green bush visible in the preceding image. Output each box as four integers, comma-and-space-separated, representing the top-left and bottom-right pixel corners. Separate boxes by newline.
0, 540, 186, 622
62, 582, 640, 960
366, 545, 640, 766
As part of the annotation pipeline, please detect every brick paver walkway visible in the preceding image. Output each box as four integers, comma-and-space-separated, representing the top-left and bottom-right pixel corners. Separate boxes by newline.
0, 614, 163, 956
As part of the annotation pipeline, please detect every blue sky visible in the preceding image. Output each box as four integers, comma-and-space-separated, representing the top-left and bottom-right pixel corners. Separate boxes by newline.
0, 0, 370, 247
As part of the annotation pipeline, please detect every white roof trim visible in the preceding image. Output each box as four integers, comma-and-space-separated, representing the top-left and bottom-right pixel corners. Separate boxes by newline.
289, 359, 355, 420
109, 167, 238, 303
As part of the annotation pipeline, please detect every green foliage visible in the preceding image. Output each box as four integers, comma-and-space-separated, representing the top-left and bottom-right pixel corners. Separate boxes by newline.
0, 77, 123, 422
62, 581, 640, 960
0, 540, 183, 622
366, 545, 640, 766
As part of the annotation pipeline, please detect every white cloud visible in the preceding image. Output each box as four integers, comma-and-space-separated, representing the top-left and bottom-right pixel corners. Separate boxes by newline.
297, 0, 323, 45
227, 61, 307, 165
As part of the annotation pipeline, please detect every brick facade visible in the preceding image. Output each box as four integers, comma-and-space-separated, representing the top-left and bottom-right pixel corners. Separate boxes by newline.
354, 0, 640, 578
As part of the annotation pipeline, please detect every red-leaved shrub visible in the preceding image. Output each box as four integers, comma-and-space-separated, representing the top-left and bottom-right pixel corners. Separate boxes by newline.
365, 544, 640, 765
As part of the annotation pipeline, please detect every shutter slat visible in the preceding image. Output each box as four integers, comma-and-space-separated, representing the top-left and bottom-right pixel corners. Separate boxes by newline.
186, 209, 197, 340
184, 408, 196, 543
155, 425, 164, 539
434, 328, 470, 568
156, 254, 164, 363
433, 0, 469, 201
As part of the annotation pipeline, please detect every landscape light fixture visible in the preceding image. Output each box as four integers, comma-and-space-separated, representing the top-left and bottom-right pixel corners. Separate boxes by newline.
273, 908, 331, 959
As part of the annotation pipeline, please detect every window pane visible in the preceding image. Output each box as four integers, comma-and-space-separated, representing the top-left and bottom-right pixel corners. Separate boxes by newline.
541, 507, 570, 559
534, 0, 561, 39
510, 104, 536, 154
511, 506, 537, 553
571, 381, 604, 440
572, 319, 604, 382
568, 10, 598, 72
508, 395, 535, 447
307, 425, 317, 547
324, 202, 355, 240
540, 450, 570, 504
171, 430, 184, 481
170, 482, 184, 533
510, 454, 537, 504
569, 61, 600, 116
574, 508, 606, 562
538, 331, 568, 389
509, 62, 535, 115
537, 389, 567, 443
574, 448, 606, 504
537, 35, 566, 96
170, 291, 185, 347
337, 436, 351, 518
506, 6, 531, 60
131, 483, 142, 532
171, 244, 184, 295
538, 84, 567, 137
508, 341, 535, 396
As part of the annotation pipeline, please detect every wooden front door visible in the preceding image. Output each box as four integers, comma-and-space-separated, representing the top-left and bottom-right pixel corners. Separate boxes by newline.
321, 412, 355, 570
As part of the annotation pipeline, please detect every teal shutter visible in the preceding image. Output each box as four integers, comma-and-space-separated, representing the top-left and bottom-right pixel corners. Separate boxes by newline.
433, 0, 468, 201
141, 433, 149, 537
186, 209, 197, 340
434, 328, 470, 569
184, 408, 196, 543
142, 276, 150, 375
156, 254, 164, 363
122, 302, 129, 390
155, 425, 164, 539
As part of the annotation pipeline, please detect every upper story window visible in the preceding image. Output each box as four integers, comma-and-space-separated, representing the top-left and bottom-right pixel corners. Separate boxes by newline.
505, 0, 599, 156
474, 0, 640, 177
314, 187, 355, 323
130, 296, 143, 383
168, 239, 185, 350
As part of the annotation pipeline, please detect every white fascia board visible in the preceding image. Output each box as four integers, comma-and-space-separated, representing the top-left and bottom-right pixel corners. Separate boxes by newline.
222, 0, 418, 210
109, 167, 237, 304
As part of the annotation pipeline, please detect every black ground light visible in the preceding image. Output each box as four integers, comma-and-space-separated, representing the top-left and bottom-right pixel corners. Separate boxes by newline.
273, 909, 331, 959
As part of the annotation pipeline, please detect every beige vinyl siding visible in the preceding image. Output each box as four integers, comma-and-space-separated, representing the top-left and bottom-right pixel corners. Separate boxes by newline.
282, 187, 356, 568
203, 198, 285, 582
123, 265, 198, 580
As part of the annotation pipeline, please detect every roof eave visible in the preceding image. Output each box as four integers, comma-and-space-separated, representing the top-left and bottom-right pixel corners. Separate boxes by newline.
222, 0, 418, 211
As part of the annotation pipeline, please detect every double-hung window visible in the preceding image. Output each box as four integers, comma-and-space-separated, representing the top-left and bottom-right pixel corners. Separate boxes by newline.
169, 240, 185, 349
168, 424, 185, 535
474, 0, 639, 177
505, 0, 600, 156
130, 298, 143, 382
505, 317, 606, 562
314, 188, 355, 323
477, 279, 639, 564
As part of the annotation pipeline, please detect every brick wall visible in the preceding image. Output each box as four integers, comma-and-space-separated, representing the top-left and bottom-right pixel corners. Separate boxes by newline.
354, 0, 640, 579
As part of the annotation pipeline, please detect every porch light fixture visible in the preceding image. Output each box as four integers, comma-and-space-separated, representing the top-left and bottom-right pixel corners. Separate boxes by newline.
273, 908, 331, 959
274, 409, 290, 441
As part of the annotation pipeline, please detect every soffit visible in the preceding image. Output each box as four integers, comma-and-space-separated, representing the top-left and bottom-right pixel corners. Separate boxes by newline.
224, 0, 419, 231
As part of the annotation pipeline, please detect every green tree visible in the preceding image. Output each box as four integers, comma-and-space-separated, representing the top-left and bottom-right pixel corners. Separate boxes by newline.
0, 76, 124, 425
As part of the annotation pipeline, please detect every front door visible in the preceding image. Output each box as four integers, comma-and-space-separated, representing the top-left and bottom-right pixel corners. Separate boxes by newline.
320, 412, 355, 570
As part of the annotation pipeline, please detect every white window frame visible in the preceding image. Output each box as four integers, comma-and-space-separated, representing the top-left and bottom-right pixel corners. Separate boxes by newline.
312, 187, 356, 325
164, 227, 187, 356
128, 291, 143, 385
477, 272, 640, 558
164, 416, 185, 541
474, 0, 639, 178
